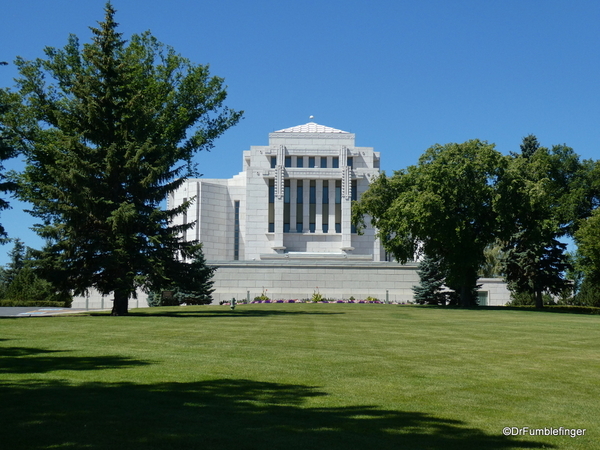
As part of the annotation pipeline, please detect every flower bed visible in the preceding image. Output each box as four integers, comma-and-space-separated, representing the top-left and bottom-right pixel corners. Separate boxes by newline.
235, 299, 410, 305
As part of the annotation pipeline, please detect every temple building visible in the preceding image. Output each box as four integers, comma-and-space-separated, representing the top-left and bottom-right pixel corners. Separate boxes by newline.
165, 121, 510, 304
168, 121, 385, 262
71, 121, 511, 307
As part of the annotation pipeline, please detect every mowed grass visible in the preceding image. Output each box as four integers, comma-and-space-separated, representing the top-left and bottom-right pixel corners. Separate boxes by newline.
1, 304, 598, 450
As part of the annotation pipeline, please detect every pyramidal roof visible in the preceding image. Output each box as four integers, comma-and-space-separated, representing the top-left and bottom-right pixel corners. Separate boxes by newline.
274, 122, 349, 134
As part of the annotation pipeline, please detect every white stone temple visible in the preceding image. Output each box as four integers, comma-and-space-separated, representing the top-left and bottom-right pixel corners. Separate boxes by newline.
71, 121, 511, 308
168, 121, 385, 262
163, 121, 510, 305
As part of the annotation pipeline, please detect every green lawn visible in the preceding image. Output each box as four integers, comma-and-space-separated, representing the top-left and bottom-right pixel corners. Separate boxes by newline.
1, 304, 598, 449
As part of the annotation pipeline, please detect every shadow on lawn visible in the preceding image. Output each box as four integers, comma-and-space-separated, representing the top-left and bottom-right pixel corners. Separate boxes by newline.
95, 309, 345, 318
0, 345, 150, 374
1, 378, 553, 450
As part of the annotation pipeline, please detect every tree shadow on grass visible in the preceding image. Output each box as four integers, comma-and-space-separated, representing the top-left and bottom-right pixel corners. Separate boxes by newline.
0, 345, 150, 374
415, 305, 600, 315
92, 309, 345, 318
1, 378, 554, 450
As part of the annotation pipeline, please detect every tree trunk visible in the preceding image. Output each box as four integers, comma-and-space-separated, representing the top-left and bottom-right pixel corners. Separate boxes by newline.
111, 289, 129, 316
459, 286, 470, 308
535, 290, 544, 309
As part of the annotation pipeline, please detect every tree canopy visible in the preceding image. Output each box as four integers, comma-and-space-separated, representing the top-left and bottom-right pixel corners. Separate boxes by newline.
354, 135, 598, 308
2, 3, 242, 314
353, 140, 504, 306
496, 138, 595, 307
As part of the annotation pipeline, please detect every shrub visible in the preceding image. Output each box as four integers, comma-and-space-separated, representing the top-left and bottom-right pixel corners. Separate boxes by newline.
0, 299, 68, 308
254, 289, 270, 302
311, 290, 324, 302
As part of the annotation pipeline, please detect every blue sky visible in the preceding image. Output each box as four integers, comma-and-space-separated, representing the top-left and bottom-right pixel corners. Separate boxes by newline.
1, 0, 599, 265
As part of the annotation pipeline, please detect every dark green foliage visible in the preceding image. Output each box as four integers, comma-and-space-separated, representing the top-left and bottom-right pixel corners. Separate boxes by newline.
503, 234, 571, 308
413, 255, 447, 305
147, 247, 215, 306
353, 140, 503, 307
0, 239, 72, 307
0, 238, 26, 287
572, 278, 600, 307
495, 137, 593, 308
4, 3, 241, 315
518, 134, 540, 158
4, 265, 72, 307
0, 86, 19, 240
574, 203, 600, 305
508, 291, 555, 306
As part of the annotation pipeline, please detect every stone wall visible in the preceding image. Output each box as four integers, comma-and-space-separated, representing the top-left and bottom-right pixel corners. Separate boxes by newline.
71, 262, 512, 309
207, 260, 512, 305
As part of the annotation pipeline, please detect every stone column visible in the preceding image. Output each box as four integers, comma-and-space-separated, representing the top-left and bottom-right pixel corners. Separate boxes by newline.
273, 146, 285, 252
328, 178, 336, 233
341, 166, 353, 251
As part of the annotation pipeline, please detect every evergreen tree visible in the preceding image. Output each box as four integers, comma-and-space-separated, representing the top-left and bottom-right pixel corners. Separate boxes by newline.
0, 239, 72, 306
0, 68, 19, 240
496, 137, 590, 308
4, 3, 242, 315
0, 238, 26, 297
519, 134, 540, 158
147, 246, 216, 306
3, 238, 26, 285
412, 255, 447, 305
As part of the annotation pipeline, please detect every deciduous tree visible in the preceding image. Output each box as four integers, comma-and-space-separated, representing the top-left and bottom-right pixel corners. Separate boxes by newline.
353, 140, 504, 307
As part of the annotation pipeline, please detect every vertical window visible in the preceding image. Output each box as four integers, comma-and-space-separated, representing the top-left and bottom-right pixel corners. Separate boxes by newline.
335, 180, 341, 233
270, 156, 277, 168
309, 180, 316, 233
297, 181, 303, 204
309, 157, 315, 168
347, 157, 353, 168
332, 157, 339, 168
234, 201, 240, 260
268, 179, 275, 232
285, 156, 291, 168
296, 157, 303, 168
296, 181, 303, 232
284, 180, 290, 232
322, 181, 329, 232
321, 157, 327, 168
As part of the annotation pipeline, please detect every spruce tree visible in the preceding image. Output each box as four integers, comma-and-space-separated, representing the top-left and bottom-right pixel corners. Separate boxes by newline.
413, 255, 447, 305
0, 79, 19, 241
5, 3, 242, 314
497, 137, 587, 308
147, 246, 215, 306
